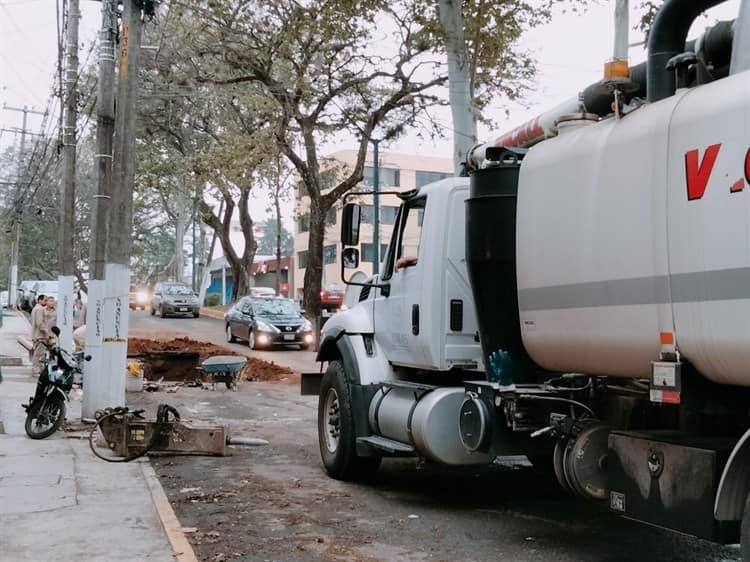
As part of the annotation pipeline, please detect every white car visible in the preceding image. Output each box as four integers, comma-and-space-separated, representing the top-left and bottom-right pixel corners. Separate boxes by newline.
0, 290, 8, 308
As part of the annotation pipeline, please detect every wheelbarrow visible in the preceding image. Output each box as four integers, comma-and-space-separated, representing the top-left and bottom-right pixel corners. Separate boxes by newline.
199, 355, 246, 391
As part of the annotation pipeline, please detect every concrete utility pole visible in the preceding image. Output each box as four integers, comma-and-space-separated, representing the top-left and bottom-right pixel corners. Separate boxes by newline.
101, 0, 143, 411
57, 0, 80, 353
371, 140, 380, 275
3, 105, 44, 308
83, 0, 117, 420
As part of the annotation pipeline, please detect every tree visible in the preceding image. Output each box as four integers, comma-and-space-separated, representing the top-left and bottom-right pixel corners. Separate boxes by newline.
256, 218, 294, 257
179, 0, 449, 324
421, 0, 586, 171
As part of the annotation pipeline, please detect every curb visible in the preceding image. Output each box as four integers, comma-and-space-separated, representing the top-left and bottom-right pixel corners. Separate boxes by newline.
199, 308, 225, 321
140, 460, 199, 562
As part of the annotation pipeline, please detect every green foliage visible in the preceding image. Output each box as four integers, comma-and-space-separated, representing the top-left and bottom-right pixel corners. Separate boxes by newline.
256, 219, 294, 257
203, 293, 221, 307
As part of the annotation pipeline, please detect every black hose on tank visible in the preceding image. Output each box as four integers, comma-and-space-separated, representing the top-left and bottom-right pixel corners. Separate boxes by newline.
647, 0, 726, 102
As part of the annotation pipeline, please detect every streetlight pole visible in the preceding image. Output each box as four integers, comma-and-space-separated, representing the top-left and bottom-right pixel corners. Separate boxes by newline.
372, 139, 380, 275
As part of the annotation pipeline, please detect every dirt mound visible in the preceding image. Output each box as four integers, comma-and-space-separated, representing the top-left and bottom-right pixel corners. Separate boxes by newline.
128, 337, 236, 360
127, 337, 294, 383
239, 358, 295, 383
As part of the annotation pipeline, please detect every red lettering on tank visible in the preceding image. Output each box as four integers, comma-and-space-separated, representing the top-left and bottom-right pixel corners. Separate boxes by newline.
685, 144, 721, 201
730, 179, 744, 193
745, 148, 750, 185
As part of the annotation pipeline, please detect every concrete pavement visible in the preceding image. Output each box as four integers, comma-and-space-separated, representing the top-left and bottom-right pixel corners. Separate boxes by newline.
0, 309, 189, 562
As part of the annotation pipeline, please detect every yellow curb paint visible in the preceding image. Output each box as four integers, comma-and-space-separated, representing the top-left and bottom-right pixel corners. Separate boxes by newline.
140, 460, 199, 562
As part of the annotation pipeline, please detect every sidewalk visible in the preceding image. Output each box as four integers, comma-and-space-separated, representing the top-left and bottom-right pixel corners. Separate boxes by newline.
0, 310, 189, 562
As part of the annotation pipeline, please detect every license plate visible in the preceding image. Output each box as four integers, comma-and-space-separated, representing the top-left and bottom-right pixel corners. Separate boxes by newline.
283, 334, 295, 341
179, 307, 188, 312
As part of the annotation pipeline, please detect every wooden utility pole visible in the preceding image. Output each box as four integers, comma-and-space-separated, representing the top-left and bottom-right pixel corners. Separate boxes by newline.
58, 0, 80, 353
83, 0, 118, 420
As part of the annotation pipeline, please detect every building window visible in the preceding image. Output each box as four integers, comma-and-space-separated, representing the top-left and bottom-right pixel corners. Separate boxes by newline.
363, 166, 400, 187
381, 206, 398, 225
360, 205, 396, 225
361, 204, 374, 224
298, 213, 310, 233
325, 208, 337, 225
323, 245, 337, 265
297, 250, 308, 269
415, 170, 450, 189
361, 243, 388, 263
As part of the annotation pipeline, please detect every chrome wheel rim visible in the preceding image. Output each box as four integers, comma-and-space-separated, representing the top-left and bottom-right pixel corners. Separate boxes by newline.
248, 331, 255, 349
323, 387, 341, 453
226, 325, 232, 342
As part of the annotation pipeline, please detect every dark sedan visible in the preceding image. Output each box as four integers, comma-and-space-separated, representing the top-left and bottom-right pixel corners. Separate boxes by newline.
225, 296, 313, 350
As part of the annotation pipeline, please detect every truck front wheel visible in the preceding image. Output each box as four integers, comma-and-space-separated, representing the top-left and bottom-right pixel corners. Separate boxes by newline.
317, 360, 380, 481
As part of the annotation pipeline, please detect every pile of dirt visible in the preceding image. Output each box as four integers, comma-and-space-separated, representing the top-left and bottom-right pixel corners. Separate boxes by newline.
127, 337, 294, 383
128, 337, 236, 360
239, 358, 295, 383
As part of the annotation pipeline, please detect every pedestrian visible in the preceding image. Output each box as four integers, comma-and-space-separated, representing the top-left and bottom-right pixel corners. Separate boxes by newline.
73, 290, 86, 329
30, 294, 50, 375
44, 297, 57, 336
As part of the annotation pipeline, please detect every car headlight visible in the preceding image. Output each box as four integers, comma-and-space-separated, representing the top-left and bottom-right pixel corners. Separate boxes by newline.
298, 319, 312, 332
255, 320, 278, 333
136, 292, 148, 303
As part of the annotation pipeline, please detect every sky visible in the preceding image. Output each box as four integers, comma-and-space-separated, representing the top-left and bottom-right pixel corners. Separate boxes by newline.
0, 0, 742, 230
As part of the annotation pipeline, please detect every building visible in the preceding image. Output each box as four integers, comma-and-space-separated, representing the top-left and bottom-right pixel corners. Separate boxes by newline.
201, 255, 292, 305
292, 150, 453, 299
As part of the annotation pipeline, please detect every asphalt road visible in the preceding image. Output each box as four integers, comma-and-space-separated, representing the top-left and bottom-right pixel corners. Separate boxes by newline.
129, 309, 741, 562
129, 308, 319, 374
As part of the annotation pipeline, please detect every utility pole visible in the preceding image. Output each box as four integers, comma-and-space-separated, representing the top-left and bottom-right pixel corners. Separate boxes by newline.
3, 105, 45, 308
57, 0, 80, 353
101, 0, 143, 411
83, 0, 117, 420
371, 139, 380, 275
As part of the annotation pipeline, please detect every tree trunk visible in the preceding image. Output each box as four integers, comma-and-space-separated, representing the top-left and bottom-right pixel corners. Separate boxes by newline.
303, 200, 325, 346
438, 0, 477, 174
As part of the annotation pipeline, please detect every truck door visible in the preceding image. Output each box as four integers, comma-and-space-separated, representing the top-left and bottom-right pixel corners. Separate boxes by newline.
372, 197, 428, 367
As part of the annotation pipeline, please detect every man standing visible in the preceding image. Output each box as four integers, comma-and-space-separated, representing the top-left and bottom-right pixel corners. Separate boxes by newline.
30, 294, 50, 375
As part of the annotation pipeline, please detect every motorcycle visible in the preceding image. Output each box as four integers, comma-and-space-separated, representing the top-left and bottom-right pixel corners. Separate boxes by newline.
23, 326, 90, 439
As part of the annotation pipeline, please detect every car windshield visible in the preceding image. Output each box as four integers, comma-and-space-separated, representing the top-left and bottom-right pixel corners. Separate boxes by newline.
165, 285, 193, 295
252, 298, 299, 316
36, 282, 58, 292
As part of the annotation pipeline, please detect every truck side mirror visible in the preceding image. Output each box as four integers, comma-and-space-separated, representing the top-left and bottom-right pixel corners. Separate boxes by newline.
342, 247, 359, 270
341, 204, 361, 246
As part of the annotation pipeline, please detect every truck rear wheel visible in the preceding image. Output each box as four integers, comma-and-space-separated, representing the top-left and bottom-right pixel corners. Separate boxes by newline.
317, 360, 380, 481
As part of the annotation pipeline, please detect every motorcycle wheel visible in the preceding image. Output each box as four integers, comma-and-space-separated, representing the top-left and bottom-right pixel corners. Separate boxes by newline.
25, 394, 66, 439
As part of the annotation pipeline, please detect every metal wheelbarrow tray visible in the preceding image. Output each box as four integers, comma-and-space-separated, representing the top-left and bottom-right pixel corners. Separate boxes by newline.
200, 355, 247, 391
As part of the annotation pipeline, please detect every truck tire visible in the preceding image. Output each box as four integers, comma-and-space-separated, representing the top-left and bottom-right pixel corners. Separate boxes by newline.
317, 360, 380, 481
742, 490, 750, 560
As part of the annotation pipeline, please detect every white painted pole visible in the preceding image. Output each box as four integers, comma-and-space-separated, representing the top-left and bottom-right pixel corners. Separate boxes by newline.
82, 279, 105, 419
221, 265, 226, 306
56, 276, 75, 352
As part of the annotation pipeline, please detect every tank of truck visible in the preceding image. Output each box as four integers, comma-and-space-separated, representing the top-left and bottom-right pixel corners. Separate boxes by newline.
515, 69, 750, 385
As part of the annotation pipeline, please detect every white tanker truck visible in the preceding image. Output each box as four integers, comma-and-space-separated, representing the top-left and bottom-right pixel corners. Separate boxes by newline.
302, 0, 750, 554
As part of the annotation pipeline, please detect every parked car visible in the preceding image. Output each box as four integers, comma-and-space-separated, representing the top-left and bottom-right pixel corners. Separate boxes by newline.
249, 286, 276, 297
320, 283, 345, 312
1, 290, 8, 308
30, 280, 58, 306
150, 282, 199, 318
129, 286, 149, 310
18, 280, 43, 311
225, 296, 313, 350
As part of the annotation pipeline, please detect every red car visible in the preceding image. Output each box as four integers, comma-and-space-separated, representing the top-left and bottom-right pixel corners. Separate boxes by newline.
320, 284, 344, 312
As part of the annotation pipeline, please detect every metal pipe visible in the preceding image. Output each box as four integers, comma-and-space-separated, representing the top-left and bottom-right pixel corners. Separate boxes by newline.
613, 0, 629, 61
647, 0, 725, 102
